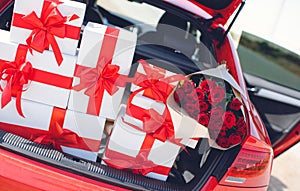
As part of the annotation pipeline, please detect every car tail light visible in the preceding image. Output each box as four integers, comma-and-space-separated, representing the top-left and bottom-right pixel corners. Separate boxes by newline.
220, 136, 273, 187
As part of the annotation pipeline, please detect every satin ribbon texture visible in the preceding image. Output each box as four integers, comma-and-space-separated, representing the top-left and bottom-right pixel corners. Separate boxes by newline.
29, 106, 80, 152
0, 107, 101, 155
126, 59, 186, 141
0, 44, 74, 117
20, 0, 79, 65
125, 94, 176, 143
131, 59, 186, 103
31, 121, 81, 151
73, 58, 128, 116
103, 134, 170, 177
72, 27, 128, 116
0, 45, 32, 117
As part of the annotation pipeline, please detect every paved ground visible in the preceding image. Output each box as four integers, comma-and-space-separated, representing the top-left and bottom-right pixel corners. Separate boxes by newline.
268, 142, 300, 191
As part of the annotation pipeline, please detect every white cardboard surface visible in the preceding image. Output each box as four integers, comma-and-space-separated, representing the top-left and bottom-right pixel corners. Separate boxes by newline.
130, 62, 179, 92
0, 96, 105, 161
131, 94, 166, 115
69, 22, 137, 120
0, 30, 76, 109
104, 106, 180, 181
10, 0, 86, 56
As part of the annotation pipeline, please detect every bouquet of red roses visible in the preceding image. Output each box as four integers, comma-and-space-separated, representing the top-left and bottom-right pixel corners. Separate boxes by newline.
173, 73, 247, 149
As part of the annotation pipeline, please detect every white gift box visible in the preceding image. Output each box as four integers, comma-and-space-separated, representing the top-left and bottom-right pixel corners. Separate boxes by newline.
69, 22, 137, 120
131, 61, 180, 93
102, 106, 181, 181
10, 0, 85, 57
0, 30, 76, 111
126, 94, 199, 148
125, 94, 166, 129
0, 95, 105, 161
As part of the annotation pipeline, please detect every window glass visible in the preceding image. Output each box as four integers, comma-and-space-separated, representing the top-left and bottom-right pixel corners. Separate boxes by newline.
237, 31, 300, 91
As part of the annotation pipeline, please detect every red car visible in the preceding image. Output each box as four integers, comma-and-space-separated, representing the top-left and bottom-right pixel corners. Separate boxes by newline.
0, 0, 299, 190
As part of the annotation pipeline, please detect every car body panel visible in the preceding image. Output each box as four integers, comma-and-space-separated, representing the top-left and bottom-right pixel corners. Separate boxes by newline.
0, 148, 130, 191
273, 123, 300, 157
237, 32, 300, 157
164, 0, 243, 25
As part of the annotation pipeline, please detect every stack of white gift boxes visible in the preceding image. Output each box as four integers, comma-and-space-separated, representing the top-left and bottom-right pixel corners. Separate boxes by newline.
0, 0, 138, 162
0, 0, 213, 182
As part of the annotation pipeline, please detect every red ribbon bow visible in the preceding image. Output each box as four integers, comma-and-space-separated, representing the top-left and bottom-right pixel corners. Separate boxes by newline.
132, 59, 186, 103
21, 0, 79, 65
150, 113, 176, 142
73, 58, 127, 115
31, 121, 80, 151
126, 59, 186, 141
0, 49, 32, 117
126, 102, 175, 142
73, 58, 123, 98
103, 150, 157, 176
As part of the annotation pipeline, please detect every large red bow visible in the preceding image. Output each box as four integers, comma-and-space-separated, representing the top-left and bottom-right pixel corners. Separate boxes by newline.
22, 0, 79, 65
125, 102, 175, 142
103, 150, 157, 176
132, 59, 186, 103
73, 57, 127, 116
0, 51, 32, 117
127, 59, 186, 141
31, 121, 80, 151
73, 58, 123, 98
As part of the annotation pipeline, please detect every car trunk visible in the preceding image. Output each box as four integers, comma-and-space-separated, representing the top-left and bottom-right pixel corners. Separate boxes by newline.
0, 128, 240, 190
0, 0, 243, 190
0, 39, 241, 191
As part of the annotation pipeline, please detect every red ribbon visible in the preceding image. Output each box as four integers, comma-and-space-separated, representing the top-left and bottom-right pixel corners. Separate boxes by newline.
131, 59, 186, 103
126, 94, 176, 142
0, 107, 100, 152
73, 27, 128, 116
12, 0, 80, 65
103, 134, 170, 176
0, 45, 73, 117
126, 59, 186, 141
0, 45, 32, 117
31, 122, 81, 151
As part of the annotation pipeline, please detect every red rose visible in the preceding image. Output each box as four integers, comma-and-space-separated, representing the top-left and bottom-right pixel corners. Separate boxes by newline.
229, 133, 242, 145
208, 86, 226, 105
199, 101, 209, 112
229, 98, 242, 111
236, 116, 247, 136
199, 79, 216, 93
181, 81, 195, 94
216, 136, 230, 148
195, 88, 205, 101
210, 106, 224, 121
219, 125, 228, 137
222, 111, 236, 128
184, 103, 199, 119
198, 113, 210, 126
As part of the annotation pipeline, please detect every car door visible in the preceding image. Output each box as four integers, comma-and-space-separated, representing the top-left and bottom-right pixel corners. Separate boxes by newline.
237, 31, 300, 157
